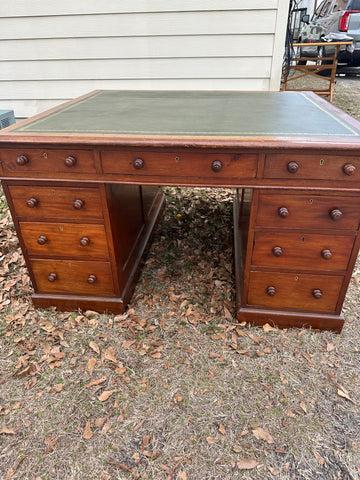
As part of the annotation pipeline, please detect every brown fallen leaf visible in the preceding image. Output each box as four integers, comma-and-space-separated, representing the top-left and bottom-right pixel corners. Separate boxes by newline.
88, 358, 96, 376
6, 456, 26, 480
219, 424, 226, 435
174, 393, 183, 403
314, 451, 325, 465
84, 376, 107, 388
121, 339, 136, 350
232, 445, 242, 453
101, 421, 112, 435
206, 437, 217, 444
337, 388, 355, 403
302, 353, 313, 365
178, 472, 188, 480
237, 457, 260, 470
300, 401, 307, 413
263, 323, 278, 332
106, 460, 132, 473
89, 341, 100, 355
252, 427, 274, 444
82, 420, 93, 439
103, 346, 117, 363
0, 425, 16, 435
53, 384, 63, 393
150, 352, 162, 359
98, 389, 117, 402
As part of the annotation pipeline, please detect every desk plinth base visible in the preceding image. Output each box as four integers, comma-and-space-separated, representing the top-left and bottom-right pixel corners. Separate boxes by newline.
236, 307, 344, 333
32, 293, 126, 314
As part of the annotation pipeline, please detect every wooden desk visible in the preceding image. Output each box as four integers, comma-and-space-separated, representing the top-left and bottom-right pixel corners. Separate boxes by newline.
1, 90, 360, 332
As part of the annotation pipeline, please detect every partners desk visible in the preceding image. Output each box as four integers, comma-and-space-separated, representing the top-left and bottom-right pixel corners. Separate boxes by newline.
1, 90, 360, 332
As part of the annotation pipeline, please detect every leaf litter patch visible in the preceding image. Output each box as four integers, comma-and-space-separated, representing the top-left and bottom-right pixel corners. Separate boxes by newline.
0, 185, 359, 480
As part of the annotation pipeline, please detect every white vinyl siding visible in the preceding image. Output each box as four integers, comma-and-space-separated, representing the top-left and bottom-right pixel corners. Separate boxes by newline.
0, 1, 289, 119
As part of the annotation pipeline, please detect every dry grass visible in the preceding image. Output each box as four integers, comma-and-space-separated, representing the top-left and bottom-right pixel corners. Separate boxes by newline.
1, 88, 360, 480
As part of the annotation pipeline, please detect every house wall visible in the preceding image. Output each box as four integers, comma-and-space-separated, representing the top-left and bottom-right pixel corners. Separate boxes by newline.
0, 0, 290, 119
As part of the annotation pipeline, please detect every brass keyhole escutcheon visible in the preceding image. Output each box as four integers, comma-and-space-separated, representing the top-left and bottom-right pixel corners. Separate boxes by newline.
320, 158, 325, 166
43, 152, 48, 159
175, 157, 180, 162
301, 237, 305, 243
309, 199, 313, 204
295, 276, 299, 281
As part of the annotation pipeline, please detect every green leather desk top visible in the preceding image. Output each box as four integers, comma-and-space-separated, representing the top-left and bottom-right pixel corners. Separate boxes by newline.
11, 90, 360, 138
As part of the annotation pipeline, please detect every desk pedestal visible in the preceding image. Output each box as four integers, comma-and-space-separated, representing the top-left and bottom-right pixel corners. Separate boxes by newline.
3, 181, 164, 314
234, 189, 360, 332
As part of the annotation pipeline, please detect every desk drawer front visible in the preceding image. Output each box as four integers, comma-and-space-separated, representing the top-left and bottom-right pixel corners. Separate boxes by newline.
101, 151, 258, 179
256, 193, 360, 230
31, 259, 115, 296
20, 222, 109, 258
247, 271, 343, 312
1, 149, 96, 174
9, 186, 104, 219
264, 153, 360, 181
252, 231, 354, 271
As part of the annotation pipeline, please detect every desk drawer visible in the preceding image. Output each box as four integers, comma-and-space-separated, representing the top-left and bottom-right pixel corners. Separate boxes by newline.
20, 222, 109, 258
31, 259, 115, 296
1, 148, 96, 174
263, 153, 360, 181
252, 231, 354, 271
101, 151, 257, 179
247, 271, 343, 312
256, 192, 360, 230
9, 185, 104, 220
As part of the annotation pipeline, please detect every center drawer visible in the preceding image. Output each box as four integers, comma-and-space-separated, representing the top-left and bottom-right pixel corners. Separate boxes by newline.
101, 151, 258, 179
247, 271, 343, 312
8, 185, 104, 219
30, 259, 115, 296
256, 192, 360, 230
19, 222, 109, 258
251, 231, 355, 271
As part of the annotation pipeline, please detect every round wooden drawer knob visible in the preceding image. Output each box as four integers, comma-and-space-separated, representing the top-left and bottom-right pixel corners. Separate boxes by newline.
37, 235, 48, 245
211, 160, 223, 172
80, 236, 90, 247
26, 197, 38, 208
73, 199, 85, 210
312, 289, 322, 299
64, 156, 76, 167
133, 158, 144, 169
343, 163, 356, 176
278, 207, 289, 218
87, 274, 97, 284
287, 161, 299, 173
329, 208, 343, 221
266, 286, 276, 296
16, 155, 29, 166
321, 249, 332, 260
272, 246, 283, 257
47, 273, 57, 282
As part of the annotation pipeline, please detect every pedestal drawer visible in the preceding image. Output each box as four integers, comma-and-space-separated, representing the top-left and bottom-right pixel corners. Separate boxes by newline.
247, 271, 343, 312
31, 259, 115, 296
256, 192, 360, 230
252, 231, 355, 271
264, 153, 360, 181
1, 148, 96, 174
8, 185, 104, 219
20, 222, 109, 258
